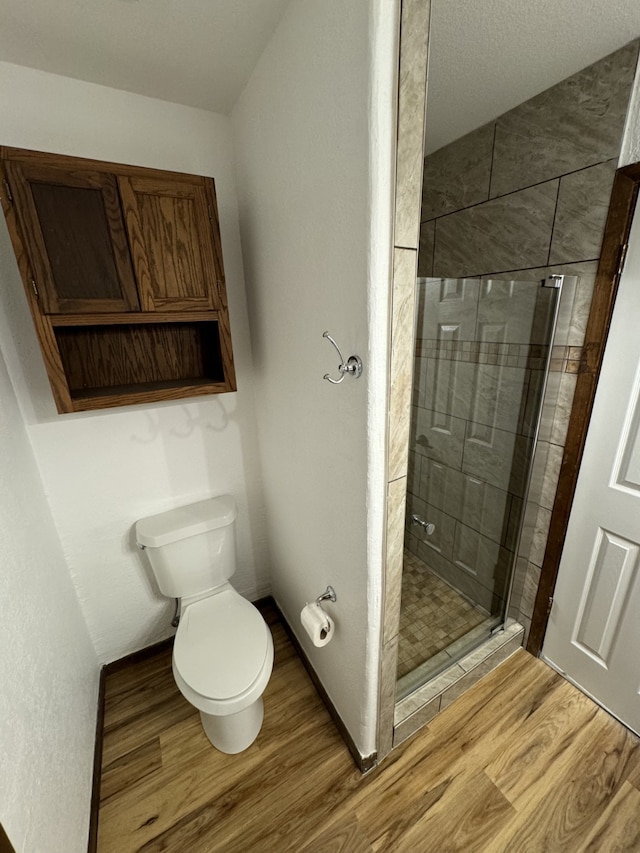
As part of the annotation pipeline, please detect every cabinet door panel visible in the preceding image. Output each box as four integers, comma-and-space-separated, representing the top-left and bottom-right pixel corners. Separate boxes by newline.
119, 176, 222, 312
5, 163, 139, 314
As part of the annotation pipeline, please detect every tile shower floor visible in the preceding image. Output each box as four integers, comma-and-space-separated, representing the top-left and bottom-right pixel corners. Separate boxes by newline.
397, 550, 489, 689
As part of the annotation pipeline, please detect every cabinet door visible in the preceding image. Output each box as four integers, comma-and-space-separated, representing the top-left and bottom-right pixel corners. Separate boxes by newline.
5, 161, 140, 314
118, 175, 224, 312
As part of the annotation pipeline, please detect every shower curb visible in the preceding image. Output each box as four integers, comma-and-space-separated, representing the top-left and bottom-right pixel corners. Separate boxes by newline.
393, 622, 525, 748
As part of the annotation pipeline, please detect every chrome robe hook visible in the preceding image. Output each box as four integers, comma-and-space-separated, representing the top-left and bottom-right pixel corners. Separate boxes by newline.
322, 331, 363, 384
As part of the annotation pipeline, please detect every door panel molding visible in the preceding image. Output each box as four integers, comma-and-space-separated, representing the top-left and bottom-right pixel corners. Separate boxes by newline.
573, 528, 639, 666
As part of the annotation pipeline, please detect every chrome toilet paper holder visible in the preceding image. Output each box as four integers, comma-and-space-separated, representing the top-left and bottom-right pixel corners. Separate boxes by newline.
316, 585, 336, 606
315, 586, 336, 633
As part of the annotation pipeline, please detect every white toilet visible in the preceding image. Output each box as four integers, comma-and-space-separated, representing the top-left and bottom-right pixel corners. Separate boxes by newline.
135, 495, 274, 754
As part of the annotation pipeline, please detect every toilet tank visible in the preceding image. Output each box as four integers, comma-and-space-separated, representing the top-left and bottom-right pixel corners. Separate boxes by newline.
135, 496, 237, 599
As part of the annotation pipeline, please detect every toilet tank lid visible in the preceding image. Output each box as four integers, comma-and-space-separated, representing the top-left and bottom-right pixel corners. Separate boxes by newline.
135, 496, 237, 548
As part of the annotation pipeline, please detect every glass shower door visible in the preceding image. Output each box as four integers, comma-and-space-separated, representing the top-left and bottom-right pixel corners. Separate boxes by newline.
397, 276, 562, 698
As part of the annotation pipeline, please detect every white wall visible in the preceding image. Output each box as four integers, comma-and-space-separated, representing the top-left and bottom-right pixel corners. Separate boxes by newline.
0, 62, 269, 662
0, 341, 98, 852
232, 0, 396, 758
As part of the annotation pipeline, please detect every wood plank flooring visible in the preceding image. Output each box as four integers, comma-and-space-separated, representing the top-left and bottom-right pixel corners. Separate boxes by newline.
97, 603, 640, 852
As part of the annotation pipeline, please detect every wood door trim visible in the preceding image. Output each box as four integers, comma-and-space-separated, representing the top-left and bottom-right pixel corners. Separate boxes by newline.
528, 162, 640, 655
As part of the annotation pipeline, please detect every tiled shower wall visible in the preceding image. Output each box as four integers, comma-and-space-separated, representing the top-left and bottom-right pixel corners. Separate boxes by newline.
410, 40, 640, 638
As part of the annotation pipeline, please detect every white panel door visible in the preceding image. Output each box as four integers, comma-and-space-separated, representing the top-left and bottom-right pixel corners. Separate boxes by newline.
543, 211, 640, 735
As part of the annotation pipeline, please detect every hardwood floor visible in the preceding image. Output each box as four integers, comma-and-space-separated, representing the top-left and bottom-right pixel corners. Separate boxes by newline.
97, 604, 640, 852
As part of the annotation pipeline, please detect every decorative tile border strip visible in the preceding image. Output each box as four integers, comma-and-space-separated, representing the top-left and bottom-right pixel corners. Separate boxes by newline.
550, 345, 583, 373
415, 339, 582, 372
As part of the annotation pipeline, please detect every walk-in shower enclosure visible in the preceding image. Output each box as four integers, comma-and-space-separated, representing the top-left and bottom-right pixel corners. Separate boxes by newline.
397, 276, 563, 697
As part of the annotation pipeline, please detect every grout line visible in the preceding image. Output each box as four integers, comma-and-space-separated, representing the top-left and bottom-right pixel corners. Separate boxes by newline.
487, 122, 498, 199
427, 259, 599, 280
546, 178, 562, 266
431, 219, 436, 276
422, 156, 613, 225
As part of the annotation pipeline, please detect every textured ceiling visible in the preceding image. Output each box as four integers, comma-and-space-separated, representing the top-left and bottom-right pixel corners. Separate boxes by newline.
0, 0, 291, 114
426, 0, 640, 153
1, 0, 639, 139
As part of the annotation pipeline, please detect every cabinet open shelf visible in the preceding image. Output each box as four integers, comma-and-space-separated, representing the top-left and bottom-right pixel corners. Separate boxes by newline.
52, 316, 231, 412
67, 379, 226, 412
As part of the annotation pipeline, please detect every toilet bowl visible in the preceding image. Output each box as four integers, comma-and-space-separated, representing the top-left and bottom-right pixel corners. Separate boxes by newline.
172, 585, 274, 753
135, 496, 274, 754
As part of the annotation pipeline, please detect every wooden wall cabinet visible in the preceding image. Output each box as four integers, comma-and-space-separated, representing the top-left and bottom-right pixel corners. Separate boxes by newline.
0, 147, 236, 413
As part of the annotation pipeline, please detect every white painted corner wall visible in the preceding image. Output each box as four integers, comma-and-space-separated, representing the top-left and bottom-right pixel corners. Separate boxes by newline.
0, 342, 98, 853
0, 62, 270, 662
231, 0, 396, 757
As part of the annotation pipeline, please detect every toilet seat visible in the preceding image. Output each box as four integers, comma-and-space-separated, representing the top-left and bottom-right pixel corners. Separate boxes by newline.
172, 588, 274, 717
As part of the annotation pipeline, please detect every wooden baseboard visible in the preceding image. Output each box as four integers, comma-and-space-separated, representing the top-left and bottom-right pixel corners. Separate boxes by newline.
0, 822, 16, 853
87, 667, 106, 853
103, 635, 174, 675
269, 597, 377, 774
102, 595, 271, 676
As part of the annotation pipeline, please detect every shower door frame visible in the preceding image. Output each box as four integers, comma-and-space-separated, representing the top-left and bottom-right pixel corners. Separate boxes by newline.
398, 274, 564, 695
